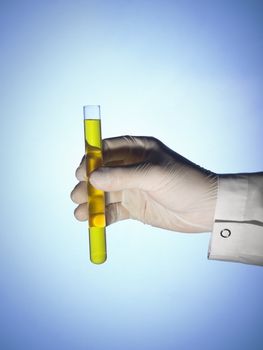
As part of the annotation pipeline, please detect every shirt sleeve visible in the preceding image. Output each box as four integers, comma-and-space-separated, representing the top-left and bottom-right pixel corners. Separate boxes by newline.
208, 172, 263, 265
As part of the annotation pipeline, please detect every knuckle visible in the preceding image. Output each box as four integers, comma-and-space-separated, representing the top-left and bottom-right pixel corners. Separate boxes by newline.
74, 207, 80, 220
147, 136, 161, 148
70, 190, 75, 202
74, 206, 86, 221
70, 186, 79, 203
75, 167, 81, 179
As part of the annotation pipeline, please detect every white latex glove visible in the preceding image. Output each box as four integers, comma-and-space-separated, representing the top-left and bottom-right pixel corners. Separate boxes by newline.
71, 136, 218, 233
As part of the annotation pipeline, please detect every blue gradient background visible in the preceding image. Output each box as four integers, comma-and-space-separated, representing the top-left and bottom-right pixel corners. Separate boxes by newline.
1, 1, 263, 349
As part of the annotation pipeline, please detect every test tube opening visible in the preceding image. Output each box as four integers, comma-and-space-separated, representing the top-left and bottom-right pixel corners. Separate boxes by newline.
83, 105, 101, 120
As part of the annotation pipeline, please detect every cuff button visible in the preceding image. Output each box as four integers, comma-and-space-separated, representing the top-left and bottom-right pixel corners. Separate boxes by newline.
220, 229, 231, 238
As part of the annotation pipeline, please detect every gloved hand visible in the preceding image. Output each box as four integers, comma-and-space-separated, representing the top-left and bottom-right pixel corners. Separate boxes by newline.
71, 136, 218, 233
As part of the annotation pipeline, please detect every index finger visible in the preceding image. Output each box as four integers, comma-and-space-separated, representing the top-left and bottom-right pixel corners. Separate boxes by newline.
75, 135, 157, 181
103, 135, 154, 165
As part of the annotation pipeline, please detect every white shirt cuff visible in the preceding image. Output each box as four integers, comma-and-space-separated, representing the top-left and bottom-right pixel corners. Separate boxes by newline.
208, 173, 263, 265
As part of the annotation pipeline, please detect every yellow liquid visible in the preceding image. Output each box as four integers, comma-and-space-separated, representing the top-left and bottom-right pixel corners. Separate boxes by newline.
84, 119, 107, 264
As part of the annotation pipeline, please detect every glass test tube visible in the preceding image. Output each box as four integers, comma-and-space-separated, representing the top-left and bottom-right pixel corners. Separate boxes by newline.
83, 105, 107, 264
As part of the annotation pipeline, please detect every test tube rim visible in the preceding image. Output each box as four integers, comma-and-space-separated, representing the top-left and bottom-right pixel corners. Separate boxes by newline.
83, 105, 101, 120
